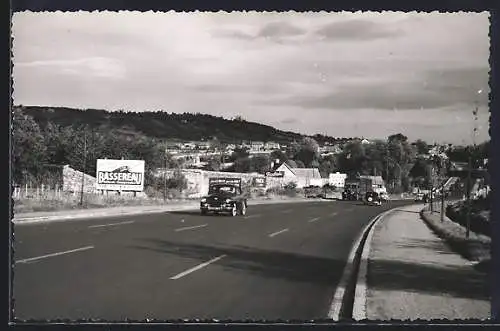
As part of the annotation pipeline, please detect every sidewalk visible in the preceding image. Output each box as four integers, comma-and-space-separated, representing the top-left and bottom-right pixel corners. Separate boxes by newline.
12, 196, 325, 223
364, 204, 490, 320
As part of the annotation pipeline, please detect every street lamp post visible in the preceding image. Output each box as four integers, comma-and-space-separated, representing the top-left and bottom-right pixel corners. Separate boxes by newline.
465, 89, 481, 239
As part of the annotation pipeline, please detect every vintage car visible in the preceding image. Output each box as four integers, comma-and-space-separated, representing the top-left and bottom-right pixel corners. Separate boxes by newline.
364, 191, 382, 206
342, 188, 359, 201
200, 178, 248, 216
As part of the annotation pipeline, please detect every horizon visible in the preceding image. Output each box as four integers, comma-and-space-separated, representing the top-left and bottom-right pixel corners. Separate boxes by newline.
12, 11, 490, 145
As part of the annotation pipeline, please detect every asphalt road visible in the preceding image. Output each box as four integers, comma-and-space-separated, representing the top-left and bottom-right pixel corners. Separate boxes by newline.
13, 199, 413, 321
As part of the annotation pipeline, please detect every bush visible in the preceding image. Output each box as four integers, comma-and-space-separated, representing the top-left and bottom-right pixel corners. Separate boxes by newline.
283, 181, 298, 197
445, 201, 490, 237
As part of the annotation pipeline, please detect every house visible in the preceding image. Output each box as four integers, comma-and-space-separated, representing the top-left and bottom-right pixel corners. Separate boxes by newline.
196, 141, 211, 150
264, 141, 281, 151
250, 141, 265, 151
275, 162, 322, 188
328, 172, 347, 188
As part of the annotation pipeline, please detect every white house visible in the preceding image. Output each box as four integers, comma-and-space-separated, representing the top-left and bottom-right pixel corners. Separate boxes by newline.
264, 141, 281, 151
275, 162, 322, 188
250, 141, 265, 151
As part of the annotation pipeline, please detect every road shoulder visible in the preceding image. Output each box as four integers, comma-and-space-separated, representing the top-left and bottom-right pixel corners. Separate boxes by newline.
364, 204, 490, 320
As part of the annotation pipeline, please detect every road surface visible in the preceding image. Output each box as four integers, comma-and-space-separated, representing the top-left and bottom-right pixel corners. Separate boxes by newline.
13, 199, 412, 321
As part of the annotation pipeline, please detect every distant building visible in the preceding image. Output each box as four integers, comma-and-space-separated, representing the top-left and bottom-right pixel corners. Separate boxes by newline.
264, 141, 280, 150
275, 162, 322, 188
250, 141, 265, 151
328, 172, 347, 188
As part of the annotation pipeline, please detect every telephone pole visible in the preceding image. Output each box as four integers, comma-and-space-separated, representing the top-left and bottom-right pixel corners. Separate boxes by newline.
79, 128, 87, 206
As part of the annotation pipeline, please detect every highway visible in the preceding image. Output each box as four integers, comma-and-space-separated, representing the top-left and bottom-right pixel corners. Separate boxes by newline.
13, 199, 413, 321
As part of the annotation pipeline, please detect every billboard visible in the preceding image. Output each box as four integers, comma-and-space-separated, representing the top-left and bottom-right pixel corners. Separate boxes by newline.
266, 171, 285, 178
96, 159, 145, 191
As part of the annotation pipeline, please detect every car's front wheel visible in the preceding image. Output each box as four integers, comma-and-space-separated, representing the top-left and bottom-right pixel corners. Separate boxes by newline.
231, 204, 238, 217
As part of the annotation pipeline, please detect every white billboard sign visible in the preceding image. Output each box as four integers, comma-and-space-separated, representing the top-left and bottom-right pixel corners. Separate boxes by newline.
96, 159, 145, 192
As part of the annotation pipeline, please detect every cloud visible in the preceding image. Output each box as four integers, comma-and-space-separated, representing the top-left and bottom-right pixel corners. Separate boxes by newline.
315, 19, 403, 41
15, 57, 126, 79
257, 21, 307, 38
11, 11, 490, 144
262, 66, 489, 112
214, 20, 307, 44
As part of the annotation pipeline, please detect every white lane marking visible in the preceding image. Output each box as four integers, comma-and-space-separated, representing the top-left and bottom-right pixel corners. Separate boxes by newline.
88, 220, 135, 229
330, 212, 338, 216
308, 217, 320, 223
345, 208, 354, 212
15, 246, 95, 264
170, 254, 226, 280
268, 228, 289, 237
174, 224, 208, 232
244, 214, 261, 219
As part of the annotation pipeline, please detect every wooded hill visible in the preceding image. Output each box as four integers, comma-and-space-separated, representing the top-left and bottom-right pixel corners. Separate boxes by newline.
17, 105, 342, 144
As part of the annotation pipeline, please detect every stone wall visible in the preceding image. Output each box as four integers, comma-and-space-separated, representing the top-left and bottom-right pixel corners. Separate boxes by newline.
62, 165, 97, 193
62, 165, 147, 197
166, 169, 270, 198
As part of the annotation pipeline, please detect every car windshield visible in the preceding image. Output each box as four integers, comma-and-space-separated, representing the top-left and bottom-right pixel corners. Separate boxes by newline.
209, 185, 238, 195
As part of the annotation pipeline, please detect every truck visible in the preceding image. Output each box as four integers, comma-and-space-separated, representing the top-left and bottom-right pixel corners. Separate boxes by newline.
359, 176, 389, 201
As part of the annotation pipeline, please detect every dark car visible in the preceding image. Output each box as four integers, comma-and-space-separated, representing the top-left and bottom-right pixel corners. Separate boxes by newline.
365, 191, 382, 206
200, 178, 247, 216
342, 189, 359, 201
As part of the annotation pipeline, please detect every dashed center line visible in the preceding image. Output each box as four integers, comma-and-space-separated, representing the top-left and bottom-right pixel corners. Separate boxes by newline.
268, 228, 289, 237
244, 214, 262, 219
15, 245, 95, 264
330, 212, 338, 216
308, 217, 320, 223
88, 221, 135, 229
174, 224, 208, 232
170, 254, 226, 280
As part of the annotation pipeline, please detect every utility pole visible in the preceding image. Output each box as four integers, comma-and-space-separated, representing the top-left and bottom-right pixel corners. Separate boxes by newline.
440, 158, 446, 222
466, 101, 479, 238
80, 128, 87, 206
429, 166, 434, 213
163, 154, 167, 201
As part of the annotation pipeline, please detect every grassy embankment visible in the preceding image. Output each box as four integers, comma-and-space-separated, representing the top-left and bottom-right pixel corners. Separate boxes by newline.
420, 198, 490, 271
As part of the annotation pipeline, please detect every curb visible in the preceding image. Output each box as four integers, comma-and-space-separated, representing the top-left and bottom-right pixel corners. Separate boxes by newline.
329, 204, 409, 321
12, 198, 332, 225
327, 206, 397, 321
351, 207, 398, 321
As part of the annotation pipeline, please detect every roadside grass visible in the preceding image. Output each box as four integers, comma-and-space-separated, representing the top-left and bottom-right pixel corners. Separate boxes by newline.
420, 209, 490, 263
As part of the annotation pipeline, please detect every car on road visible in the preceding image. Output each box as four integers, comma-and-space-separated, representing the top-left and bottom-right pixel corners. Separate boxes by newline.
200, 178, 248, 216
364, 191, 382, 206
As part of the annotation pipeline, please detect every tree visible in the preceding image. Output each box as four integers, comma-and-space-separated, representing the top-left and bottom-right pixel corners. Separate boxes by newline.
295, 137, 320, 167
250, 155, 271, 174
231, 147, 250, 161
413, 139, 430, 155
12, 109, 48, 184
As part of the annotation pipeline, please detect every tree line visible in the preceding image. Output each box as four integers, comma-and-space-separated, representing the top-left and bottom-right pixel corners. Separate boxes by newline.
12, 106, 489, 194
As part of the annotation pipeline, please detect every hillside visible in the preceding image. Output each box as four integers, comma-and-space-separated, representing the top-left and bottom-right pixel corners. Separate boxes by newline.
16, 105, 318, 144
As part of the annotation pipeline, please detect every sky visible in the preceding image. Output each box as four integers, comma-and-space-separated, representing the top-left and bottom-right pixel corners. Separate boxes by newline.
12, 11, 491, 145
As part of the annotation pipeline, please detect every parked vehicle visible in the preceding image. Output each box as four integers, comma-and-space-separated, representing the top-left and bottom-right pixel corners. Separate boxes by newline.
364, 191, 382, 206
200, 178, 247, 216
